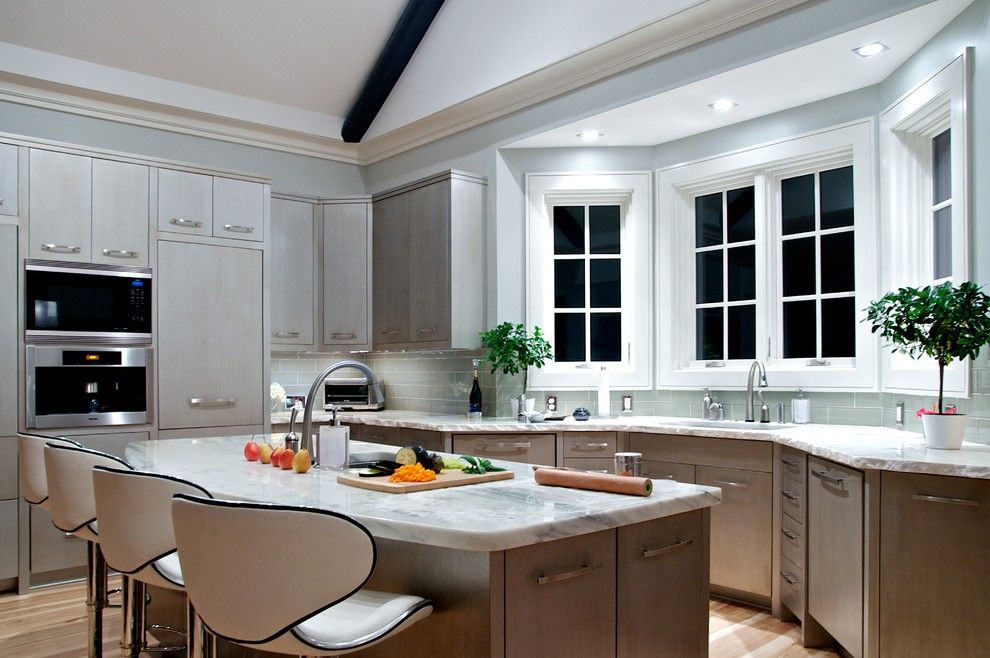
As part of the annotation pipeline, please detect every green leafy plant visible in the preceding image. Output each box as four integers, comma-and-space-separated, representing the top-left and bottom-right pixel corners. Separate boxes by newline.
866, 281, 990, 413
479, 322, 553, 393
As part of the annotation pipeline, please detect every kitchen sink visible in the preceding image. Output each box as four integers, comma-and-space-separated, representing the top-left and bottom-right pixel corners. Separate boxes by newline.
665, 419, 793, 431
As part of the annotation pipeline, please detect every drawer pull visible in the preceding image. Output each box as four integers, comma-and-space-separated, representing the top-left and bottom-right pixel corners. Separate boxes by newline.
380, 329, 401, 336
417, 327, 437, 334
781, 457, 799, 467
223, 223, 255, 233
642, 538, 694, 558
479, 442, 531, 452
782, 528, 800, 540
780, 570, 800, 585
646, 472, 677, 480
102, 248, 139, 258
811, 470, 844, 486
273, 331, 300, 338
782, 490, 799, 501
330, 332, 358, 339
537, 563, 602, 585
170, 217, 203, 228
572, 442, 610, 451
714, 479, 749, 489
189, 397, 237, 407
41, 243, 82, 254
912, 494, 978, 507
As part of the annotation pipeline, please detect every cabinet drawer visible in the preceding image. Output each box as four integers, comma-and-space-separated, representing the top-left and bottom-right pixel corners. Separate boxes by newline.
358, 426, 443, 452
629, 433, 772, 472
453, 434, 554, 465
562, 431, 617, 458
781, 512, 805, 568
781, 474, 805, 523
779, 556, 805, 621
642, 459, 695, 483
780, 446, 806, 481
562, 458, 614, 474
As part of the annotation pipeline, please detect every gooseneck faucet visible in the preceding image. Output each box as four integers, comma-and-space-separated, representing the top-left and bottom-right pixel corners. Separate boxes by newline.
301, 360, 384, 463
745, 360, 768, 422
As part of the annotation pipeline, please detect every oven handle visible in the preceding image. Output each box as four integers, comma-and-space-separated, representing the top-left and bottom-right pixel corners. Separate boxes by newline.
189, 397, 237, 408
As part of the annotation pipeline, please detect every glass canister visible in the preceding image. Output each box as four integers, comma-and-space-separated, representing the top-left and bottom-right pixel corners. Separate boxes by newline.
614, 452, 643, 477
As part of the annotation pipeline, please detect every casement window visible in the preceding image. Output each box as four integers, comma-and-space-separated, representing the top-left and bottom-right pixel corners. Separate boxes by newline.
526, 172, 652, 389
658, 121, 877, 390
879, 53, 969, 395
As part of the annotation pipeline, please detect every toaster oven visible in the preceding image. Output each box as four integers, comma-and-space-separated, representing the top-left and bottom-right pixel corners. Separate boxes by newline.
323, 378, 385, 411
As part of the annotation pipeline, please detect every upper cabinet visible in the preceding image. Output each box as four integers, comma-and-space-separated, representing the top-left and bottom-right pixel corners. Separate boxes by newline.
323, 201, 372, 350
214, 176, 265, 241
92, 159, 150, 266
0, 143, 17, 217
372, 170, 485, 351
271, 197, 317, 347
158, 169, 265, 242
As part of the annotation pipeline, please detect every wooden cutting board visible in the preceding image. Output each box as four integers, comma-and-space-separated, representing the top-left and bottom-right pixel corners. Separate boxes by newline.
337, 468, 514, 493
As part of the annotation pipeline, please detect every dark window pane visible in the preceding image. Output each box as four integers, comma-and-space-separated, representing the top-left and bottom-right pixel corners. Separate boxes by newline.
933, 129, 951, 205
820, 166, 854, 229
783, 300, 817, 359
553, 206, 585, 255
934, 206, 952, 280
822, 297, 856, 358
590, 259, 621, 308
590, 313, 622, 362
726, 186, 755, 243
554, 313, 585, 362
782, 237, 816, 297
554, 260, 585, 308
696, 308, 723, 360
727, 245, 755, 301
695, 193, 722, 247
821, 231, 855, 294
728, 305, 756, 360
696, 250, 723, 304
589, 205, 621, 254
782, 174, 815, 235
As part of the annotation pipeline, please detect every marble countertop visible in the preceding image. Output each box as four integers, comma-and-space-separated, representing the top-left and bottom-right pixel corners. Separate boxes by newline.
270, 410, 990, 479
125, 437, 721, 552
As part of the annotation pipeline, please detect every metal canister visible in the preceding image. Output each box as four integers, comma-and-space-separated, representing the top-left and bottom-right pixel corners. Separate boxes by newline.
614, 452, 642, 477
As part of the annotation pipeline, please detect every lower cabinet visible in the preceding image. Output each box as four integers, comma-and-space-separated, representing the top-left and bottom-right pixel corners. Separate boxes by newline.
0, 500, 17, 582
642, 459, 695, 483
30, 506, 86, 580
562, 431, 617, 473
350, 424, 444, 452
453, 433, 555, 465
67, 431, 149, 459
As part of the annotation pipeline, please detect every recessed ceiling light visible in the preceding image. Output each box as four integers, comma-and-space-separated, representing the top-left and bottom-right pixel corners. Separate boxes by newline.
578, 129, 603, 142
708, 98, 738, 112
853, 42, 888, 57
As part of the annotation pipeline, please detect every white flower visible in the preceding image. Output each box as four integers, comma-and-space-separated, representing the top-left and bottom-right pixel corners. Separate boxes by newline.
270, 382, 286, 404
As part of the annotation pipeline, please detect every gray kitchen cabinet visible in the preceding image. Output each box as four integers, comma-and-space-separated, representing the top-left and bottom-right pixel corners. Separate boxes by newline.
0, 142, 17, 216
878, 472, 989, 657
807, 457, 863, 657
0, 225, 16, 441
351, 425, 444, 452
28, 149, 91, 261
157, 241, 264, 429
0, 437, 16, 500
92, 158, 150, 266
323, 201, 372, 350
453, 433, 555, 466
158, 168, 213, 237
213, 176, 265, 242
67, 431, 150, 460
642, 459, 696, 483
0, 500, 17, 581
372, 170, 485, 351
30, 506, 86, 580
271, 197, 317, 347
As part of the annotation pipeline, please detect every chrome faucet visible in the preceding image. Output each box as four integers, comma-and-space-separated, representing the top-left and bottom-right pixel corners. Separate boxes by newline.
301, 359, 383, 463
745, 360, 768, 422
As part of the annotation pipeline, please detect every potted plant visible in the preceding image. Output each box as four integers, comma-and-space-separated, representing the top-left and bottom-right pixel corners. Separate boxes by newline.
866, 281, 990, 449
480, 322, 553, 419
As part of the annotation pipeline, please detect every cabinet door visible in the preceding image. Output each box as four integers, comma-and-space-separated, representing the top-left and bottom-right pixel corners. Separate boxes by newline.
158, 169, 212, 237
271, 198, 315, 346
696, 465, 772, 598
0, 500, 17, 579
323, 203, 371, 349
807, 457, 863, 657
0, 142, 17, 216
31, 506, 86, 577
0, 436, 16, 500
92, 159, 149, 266
408, 181, 450, 344
372, 194, 410, 345
158, 242, 263, 429
29, 149, 91, 261
0, 226, 15, 440
879, 473, 989, 657
213, 177, 264, 241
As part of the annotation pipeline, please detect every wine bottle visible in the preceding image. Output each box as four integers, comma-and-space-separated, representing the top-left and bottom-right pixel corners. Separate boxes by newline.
469, 359, 482, 419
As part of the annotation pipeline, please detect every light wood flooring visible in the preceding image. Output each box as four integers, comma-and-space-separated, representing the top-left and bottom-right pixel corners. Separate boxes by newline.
0, 579, 838, 657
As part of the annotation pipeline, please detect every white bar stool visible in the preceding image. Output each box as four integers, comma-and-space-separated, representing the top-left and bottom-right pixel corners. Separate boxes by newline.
171, 495, 434, 656
17, 431, 82, 509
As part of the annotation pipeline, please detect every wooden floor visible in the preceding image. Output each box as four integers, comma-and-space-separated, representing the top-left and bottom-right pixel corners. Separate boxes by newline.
0, 579, 838, 657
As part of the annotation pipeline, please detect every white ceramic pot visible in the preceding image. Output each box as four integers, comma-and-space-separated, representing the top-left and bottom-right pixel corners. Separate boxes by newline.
921, 413, 967, 450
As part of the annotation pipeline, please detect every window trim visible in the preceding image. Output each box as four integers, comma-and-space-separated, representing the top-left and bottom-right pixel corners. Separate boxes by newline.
526, 171, 653, 390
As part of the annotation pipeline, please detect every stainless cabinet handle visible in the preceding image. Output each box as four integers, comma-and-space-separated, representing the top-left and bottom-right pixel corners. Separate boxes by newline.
537, 563, 602, 585
170, 217, 203, 228
782, 528, 800, 540
782, 490, 799, 501
273, 331, 301, 338
811, 469, 844, 486
642, 538, 694, 558
0, 197, 5, 205
912, 494, 978, 507
781, 457, 799, 467
714, 479, 749, 489
41, 243, 82, 254
102, 248, 138, 258
380, 329, 401, 335
780, 571, 799, 585
330, 332, 357, 339
189, 397, 237, 407
417, 327, 437, 333
589, 469, 610, 474
479, 442, 531, 452
572, 442, 610, 451
646, 472, 677, 480
223, 223, 255, 233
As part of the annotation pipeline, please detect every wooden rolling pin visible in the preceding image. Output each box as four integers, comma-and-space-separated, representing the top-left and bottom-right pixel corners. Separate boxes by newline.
533, 467, 653, 496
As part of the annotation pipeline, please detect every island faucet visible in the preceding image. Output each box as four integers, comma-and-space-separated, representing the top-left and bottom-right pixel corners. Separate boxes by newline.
301, 359, 384, 463
745, 360, 768, 422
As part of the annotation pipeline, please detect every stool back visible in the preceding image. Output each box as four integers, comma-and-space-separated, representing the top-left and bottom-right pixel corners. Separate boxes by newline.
17, 432, 81, 506
44, 443, 131, 534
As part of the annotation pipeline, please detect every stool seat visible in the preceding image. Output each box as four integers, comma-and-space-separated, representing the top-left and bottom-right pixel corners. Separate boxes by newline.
149, 552, 184, 589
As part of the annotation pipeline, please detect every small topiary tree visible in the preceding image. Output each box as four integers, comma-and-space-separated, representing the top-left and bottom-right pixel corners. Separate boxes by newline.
479, 322, 553, 394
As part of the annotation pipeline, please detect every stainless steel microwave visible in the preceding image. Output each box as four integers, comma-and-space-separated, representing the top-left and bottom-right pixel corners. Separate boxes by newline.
25, 260, 151, 344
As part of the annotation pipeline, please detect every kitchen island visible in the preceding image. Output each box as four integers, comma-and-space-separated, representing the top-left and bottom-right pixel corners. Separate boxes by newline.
127, 436, 722, 658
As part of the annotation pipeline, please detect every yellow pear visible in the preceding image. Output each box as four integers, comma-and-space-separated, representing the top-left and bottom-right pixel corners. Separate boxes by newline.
292, 448, 312, 473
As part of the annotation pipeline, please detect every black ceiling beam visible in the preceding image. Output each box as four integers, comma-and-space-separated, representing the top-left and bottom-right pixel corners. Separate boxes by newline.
341, 0, 446, 143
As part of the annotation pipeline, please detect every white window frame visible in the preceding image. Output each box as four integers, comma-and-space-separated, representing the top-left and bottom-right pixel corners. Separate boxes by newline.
878, 52, 969, 397
526, 171, 653, 390
657, 120, 878, 391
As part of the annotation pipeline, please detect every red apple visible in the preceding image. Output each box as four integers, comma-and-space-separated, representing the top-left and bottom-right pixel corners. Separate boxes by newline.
278, 448, 295, 470
243, 441, 260, 461
271, 446, 285, 467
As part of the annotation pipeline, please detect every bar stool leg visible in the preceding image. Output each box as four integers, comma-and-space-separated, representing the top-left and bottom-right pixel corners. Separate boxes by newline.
120, 576, 146, 657
86, 541, 107, 658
